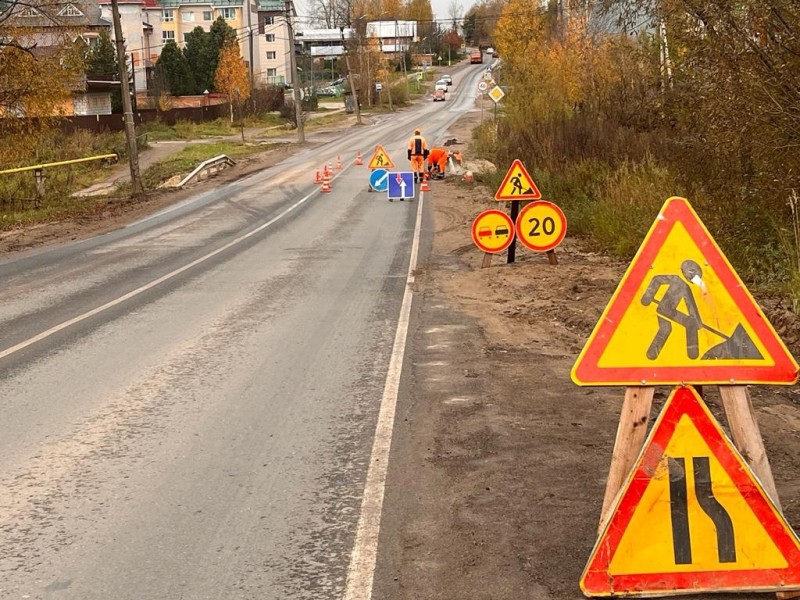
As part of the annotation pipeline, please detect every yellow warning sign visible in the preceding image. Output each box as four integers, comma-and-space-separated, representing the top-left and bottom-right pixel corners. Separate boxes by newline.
581, 386, 800, 596
572, 197, 799, 385
367, 145, 395, 169
494, 159, 542, 201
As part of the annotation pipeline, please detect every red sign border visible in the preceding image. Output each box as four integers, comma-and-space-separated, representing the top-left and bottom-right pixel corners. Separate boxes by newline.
514, 201, 567, 252
494, 159, 542, 201
582, 385, 800, 595
471, 209, 515, 254
571, 197, 799, 385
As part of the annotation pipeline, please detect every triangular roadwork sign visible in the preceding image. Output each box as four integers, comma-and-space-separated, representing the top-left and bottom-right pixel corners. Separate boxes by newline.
494, 159, 542, 201
572, 197, 799, 385
581, 385, 800, 597
367, 145, 395, 169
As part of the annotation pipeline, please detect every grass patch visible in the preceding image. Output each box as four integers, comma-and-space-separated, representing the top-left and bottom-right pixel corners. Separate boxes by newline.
141, 115, 290, 141
0, 129, 128, 228
304, 112, 349, 132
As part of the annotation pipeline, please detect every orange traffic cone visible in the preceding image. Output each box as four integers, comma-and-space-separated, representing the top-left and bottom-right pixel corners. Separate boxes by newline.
420, 172, 431, 192
315, 168, 323, 184
336, 155, 343, 170
355, 151, 363, 166
321, 172, 332, 193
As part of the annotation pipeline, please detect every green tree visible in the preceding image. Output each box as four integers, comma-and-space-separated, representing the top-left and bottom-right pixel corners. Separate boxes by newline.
85, 29, 123, 111
155, 39, 195, 96
85, 30, 117, 79
183, 26, 213, 94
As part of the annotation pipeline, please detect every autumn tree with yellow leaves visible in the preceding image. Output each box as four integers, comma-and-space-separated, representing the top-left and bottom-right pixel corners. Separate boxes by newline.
485, 0, 800, 306
0, 1, 86, 166
214, 41, 251, 123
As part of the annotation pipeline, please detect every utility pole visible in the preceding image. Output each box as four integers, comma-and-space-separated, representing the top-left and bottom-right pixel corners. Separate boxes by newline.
110, 0, 142, 195
378, 33, 393, 111
285, 1, 305, 142
395, 19, 409, 98
247, 2, 255, 108
340, 25, 362, 125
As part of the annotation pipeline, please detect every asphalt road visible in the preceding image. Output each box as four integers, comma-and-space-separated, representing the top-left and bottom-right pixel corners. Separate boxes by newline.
0, 64, 491, 599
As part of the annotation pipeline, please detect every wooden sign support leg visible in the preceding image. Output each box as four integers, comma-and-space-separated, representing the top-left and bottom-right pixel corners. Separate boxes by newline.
598, 386, 655, 533
481, 252, 493, 268
546, 249, 558, 265
718, 386, 781, 510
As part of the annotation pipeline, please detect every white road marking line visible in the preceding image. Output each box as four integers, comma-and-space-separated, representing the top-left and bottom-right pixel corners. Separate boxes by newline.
343, 188, 425, 600
0, 180, 338, 361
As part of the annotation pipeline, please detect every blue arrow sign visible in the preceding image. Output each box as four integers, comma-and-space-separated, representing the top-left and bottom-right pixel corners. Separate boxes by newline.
369, 168, 389, 192
388, 172, 415, 200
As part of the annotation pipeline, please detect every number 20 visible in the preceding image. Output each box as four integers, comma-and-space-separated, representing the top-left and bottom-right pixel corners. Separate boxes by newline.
528, 216, 556, 237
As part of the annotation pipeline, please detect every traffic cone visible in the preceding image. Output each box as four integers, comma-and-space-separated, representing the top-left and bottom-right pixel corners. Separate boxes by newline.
315, 168, 322, 184
355, 151, 363, 166
336, 155, 343, 170
321, 172, 331, 193
420, 172, 431, 192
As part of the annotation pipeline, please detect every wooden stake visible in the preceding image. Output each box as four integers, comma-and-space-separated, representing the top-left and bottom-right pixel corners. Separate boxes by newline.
546, 249, 558, 265
481, 253, 493, 268
719, 386, 782, 511
598, 386, 655, 532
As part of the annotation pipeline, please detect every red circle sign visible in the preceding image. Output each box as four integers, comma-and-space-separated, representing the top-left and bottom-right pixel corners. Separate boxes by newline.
472, 210, 515, 253
514, 201, 567, 252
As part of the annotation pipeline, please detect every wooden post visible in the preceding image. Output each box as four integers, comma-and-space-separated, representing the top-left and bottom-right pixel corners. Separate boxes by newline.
598, 386, 655, 532
481, 253, 493, 268
546, 249, 558, 265
33, 168, 45, 201
718, 386, 781, 510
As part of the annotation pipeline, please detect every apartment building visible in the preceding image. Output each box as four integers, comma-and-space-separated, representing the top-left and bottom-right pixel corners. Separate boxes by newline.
255, 0, 292, 86
97, 0, 157, 93
1, 0, 295, 95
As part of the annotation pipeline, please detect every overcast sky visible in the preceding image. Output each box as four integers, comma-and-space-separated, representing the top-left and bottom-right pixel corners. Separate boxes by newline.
293, 0, 479, 25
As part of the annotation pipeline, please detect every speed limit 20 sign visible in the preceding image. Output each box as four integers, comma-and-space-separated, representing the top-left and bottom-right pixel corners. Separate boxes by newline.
515, 201, 567, 252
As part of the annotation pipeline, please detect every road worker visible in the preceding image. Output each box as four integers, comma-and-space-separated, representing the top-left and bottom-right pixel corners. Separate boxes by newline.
426, 147, 450, 179
407, 128, 428, 183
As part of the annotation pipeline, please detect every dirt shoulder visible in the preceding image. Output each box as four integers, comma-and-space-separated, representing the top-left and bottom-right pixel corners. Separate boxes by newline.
374, 109, 800, 600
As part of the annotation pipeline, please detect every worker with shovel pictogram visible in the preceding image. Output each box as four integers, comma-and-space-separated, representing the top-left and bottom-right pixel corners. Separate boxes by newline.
641, 260, 763, 361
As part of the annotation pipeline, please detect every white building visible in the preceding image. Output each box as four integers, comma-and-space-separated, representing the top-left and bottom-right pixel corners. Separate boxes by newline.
365, 20, 416, 57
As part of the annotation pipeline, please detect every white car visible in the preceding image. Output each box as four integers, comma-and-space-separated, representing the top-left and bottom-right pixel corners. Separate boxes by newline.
434, 80, 448, 92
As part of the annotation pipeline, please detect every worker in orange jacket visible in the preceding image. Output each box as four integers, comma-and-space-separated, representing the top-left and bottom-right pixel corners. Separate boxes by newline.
426, 147, 450, 179
407, 128, 428, 183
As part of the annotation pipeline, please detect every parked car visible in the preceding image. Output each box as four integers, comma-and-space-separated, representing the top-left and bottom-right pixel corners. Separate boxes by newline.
441, 74, 453, 86
433, 89, 446, 102
434, 80, 448, 92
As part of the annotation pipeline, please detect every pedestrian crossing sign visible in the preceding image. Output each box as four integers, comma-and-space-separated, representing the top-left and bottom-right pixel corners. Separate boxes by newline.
571, 197, 798, 385
581, 385, 800, 596
494, 159, 542, 201
368, 145, 395, 169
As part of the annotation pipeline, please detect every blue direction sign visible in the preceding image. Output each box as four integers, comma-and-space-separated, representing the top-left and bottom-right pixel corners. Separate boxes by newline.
388, 172, 415, 200
369, 168, 389, 192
